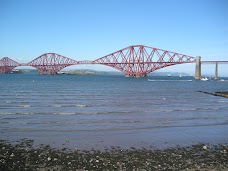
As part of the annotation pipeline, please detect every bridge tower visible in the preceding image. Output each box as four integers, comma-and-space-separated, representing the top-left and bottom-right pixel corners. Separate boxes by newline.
214, 62, 218, 80
194, 56, 201, 80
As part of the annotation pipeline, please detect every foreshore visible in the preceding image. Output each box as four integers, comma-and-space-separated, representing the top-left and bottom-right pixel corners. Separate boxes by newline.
0, 139, 227, 171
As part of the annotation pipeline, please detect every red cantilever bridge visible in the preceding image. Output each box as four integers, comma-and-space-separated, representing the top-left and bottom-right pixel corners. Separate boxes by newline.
0, 45, 227, 78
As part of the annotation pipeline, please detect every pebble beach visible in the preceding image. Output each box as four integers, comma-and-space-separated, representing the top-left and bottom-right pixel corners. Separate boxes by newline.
0, 139, 227, 171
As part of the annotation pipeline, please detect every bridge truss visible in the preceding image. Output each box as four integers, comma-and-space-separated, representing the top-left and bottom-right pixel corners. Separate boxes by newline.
0, 57, 20, 73
93, 45, 195, 77
26, 53, 78, 74
0, 45, 196, 76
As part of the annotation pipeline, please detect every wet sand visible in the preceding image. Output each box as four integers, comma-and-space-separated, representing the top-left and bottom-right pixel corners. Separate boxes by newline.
0, 139, 227, 171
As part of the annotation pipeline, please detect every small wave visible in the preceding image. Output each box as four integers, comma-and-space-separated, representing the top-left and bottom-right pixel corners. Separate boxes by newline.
18, 105, 31, 108
53, 104, 62, 108
175, 108, 219, 112
0, 112, 35, 115
145, 109, 174, 113
218, 100, 228, 103
53, 112, 76, 115
198, 107, 220, 111
51, 104, 88, 108
0, 111, 112, 116
144, 107, 220, 113
148, 79, 192, 82
0, 117, 18, 120
75, 104, 87, 108
52, 111, 120, 115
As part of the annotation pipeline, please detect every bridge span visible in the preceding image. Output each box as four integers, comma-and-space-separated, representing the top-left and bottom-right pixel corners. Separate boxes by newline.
195, 58, 228, 80
0, 45, 227, 79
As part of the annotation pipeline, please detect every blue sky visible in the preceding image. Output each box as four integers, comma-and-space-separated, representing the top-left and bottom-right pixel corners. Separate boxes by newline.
0, 0, 227, 76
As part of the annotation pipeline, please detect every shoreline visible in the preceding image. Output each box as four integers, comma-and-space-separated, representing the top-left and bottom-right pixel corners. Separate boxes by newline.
198, 91, 228, 98
0, 139, 227, 171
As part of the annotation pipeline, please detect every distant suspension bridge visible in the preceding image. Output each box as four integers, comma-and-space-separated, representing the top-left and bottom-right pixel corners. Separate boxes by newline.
0, 45, 227, 79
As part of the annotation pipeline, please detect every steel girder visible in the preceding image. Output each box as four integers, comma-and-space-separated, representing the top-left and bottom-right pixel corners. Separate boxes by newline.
201, 61, 228, 64
93, 45, 195, 76
0, 57, 20, 73
1, 45, 199, 75
26, 53, 78, 74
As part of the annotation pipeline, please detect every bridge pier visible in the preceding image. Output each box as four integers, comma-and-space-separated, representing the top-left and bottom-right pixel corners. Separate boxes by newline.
194, 56, 201, 80
125, 74, 147, 78
135, 75, 140, 78
214, 63, 218, 80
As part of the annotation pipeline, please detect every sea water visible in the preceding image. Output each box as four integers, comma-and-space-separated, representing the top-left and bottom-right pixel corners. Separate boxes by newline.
0, 73, 228, 149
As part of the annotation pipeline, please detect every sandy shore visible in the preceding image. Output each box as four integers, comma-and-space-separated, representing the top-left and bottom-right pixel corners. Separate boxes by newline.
0, 139, 227, 171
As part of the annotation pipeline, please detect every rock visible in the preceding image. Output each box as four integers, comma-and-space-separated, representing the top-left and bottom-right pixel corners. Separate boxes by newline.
203, 145, 207, 150
199, 91, 228, 98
